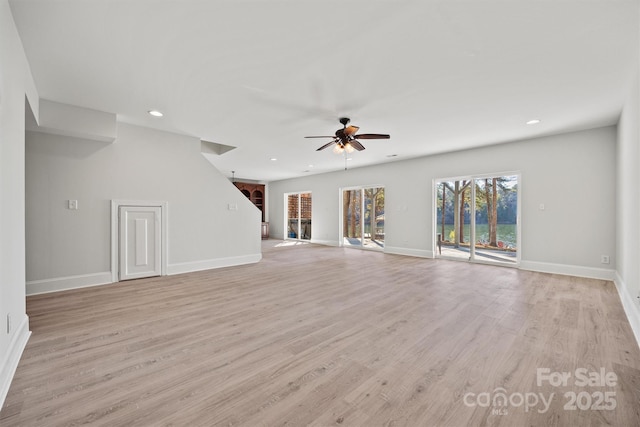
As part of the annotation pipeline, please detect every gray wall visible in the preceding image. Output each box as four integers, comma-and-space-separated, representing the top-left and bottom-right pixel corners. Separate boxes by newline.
25, 122, 262, 290
617, 66, 640, 343
0, 0, 37, 407
269, 126, 617, 278
2, 0, 262, 402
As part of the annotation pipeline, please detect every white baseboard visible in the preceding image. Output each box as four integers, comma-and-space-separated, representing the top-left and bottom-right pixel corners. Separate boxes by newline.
26, 272, 112, 296
309, 239, 340, 247
26, 253, 264, 294
0, 314, 31, 409
519, 260, 616, 281
384, 246, 433, 258
167, 253, 262, 275
614, 272, 640, 351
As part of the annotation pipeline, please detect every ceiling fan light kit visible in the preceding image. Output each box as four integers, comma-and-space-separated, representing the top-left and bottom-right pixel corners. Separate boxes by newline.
305, 117, 390, 154
333, 142, 355, 154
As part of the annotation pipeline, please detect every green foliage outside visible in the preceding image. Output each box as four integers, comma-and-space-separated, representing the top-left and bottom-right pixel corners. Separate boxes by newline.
436, 176, 518, 250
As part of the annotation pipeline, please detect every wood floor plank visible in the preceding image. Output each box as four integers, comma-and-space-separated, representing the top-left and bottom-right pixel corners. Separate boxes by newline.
2, 240, 640, 426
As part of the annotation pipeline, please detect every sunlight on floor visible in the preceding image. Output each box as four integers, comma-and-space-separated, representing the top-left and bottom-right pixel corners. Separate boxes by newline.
275, 241, 311, 247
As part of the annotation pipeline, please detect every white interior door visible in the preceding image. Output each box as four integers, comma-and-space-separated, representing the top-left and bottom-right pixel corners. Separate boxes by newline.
119, 206, 161, 281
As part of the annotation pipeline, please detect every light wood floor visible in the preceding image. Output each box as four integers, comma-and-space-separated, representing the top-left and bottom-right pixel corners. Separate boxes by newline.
2, 240, 640, 426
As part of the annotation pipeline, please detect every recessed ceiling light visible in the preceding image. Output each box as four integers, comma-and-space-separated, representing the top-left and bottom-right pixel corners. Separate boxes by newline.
308, 164, 314, 168
148, 110, 163, 117
270, 158, 277, 161
346, 157, 353, 161
526, 119, 541, 125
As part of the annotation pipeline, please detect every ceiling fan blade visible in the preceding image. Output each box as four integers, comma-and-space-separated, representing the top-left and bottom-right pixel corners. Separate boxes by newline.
344, 125, 360, 136
350, 140, 366, 151
316, 140, 337, 151
353, 133, 390, 139
305, 135, 334, 138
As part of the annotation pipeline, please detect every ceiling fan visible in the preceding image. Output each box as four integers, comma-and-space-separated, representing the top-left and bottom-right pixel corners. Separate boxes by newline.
305, 117, 390, 153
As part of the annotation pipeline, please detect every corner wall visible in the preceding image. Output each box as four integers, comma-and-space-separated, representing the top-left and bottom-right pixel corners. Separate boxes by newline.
0, 0, 35, 409
25, 123, 262, 294
616, 68, 640, 346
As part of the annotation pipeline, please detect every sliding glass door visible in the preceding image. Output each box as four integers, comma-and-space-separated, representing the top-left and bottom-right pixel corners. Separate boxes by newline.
286, 192, 311, 240
435, 174, 519, 265
342, 186, 384, 250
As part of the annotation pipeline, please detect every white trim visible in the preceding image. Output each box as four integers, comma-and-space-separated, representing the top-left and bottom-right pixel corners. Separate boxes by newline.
111, 200, 168, 282
167, 253, 262, 276
614, 272, 640, 351
26, 272, 112, 295
519, 260, 616, 281
340, 183, 386, 192
0, 314, 31, 409
384, 246, 433, 258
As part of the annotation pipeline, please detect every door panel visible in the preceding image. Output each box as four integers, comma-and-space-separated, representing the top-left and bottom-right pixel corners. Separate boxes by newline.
342, 187, 384, 250
300, 193, 311, 240
363, 188, 384, 249
473, 176, 518, 265
134, 218, 149, 266
435, 175, 518, 265
119, 206, 161, 280
287, 194, 299, 239
286, 193, 312, 240
343, 189, 362, 247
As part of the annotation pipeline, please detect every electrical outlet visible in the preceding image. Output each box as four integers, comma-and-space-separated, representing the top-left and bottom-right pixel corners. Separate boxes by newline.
601, 255, 610, 264
68, 200, 78, 210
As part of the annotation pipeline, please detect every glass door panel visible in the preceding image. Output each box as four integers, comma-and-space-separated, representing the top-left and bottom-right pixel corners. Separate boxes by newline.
343, 189, 362, 247
363, 188, 384, 249
287, 194, 299, 239
435, 179, 472, 260
300, 193, 312, 240
473, 176, 518, 265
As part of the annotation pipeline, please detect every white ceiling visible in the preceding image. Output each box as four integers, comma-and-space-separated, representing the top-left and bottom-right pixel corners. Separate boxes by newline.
9, 0, 639, 182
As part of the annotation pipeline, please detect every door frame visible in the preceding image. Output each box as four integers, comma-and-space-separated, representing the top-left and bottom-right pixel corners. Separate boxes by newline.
284, 191, 312, 241
433, 172, 521, 266
111, 200, 168, 282
339, 184, 385, 250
